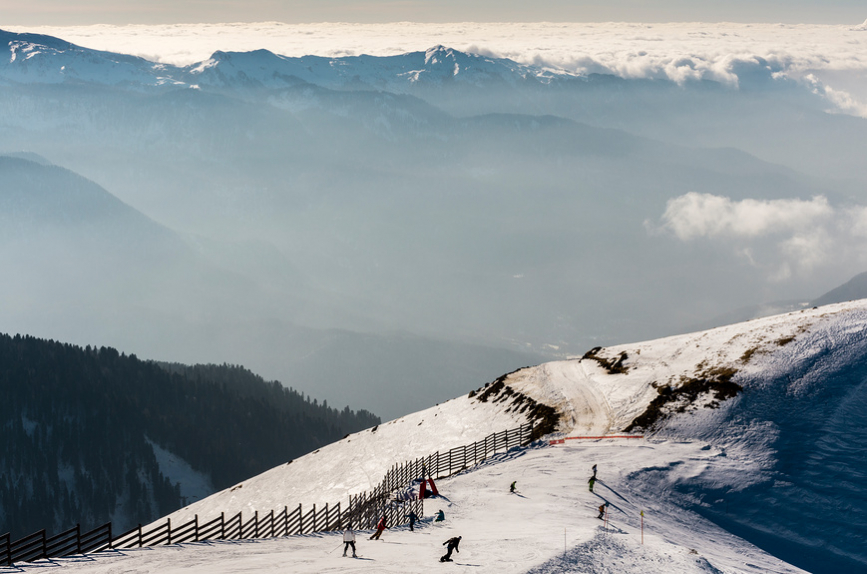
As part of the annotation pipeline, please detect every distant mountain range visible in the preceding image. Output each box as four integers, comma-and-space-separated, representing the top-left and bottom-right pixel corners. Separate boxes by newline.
0, 30, 568, 91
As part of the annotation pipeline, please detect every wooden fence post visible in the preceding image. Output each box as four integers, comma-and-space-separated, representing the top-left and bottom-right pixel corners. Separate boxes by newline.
76, 524, 81, 554
3, 532, 10, 566
167, 518, 172, 545
254, 511, 259, 539
195, 515, 199, 542
221, 512, 225, 540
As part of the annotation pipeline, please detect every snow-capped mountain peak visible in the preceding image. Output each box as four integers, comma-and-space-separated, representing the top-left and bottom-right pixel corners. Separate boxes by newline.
0, 28, 177, 86
0, 29, 575, 92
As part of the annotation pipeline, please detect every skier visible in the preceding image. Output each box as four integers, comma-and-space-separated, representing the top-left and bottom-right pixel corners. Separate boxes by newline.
343, 527, 357, 557
592, 464, 597, 478
588, 476, 596, 492
407, 510, 419, 531
435, 509, 445, 522
597, 504, 605, 520
440, 535, 462, 562
369, 515, 387, 540
510, 481, 516, 493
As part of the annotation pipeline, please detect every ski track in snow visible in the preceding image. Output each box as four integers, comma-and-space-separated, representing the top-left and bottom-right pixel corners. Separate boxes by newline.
15, 441, 807, 574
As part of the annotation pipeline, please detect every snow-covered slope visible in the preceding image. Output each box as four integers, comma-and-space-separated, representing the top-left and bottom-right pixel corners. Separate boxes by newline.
53, 439, 807, 574
142, 300, 867, 573
0, 29, 179, 86
186, 43, 554, 91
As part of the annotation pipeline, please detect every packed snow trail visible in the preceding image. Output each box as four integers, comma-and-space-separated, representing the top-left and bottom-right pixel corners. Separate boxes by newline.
500, 361, 613, 435
30, 440, 806, 574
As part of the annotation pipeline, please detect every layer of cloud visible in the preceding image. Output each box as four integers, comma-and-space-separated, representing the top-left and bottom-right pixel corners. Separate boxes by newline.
4, 22, 865, 78
658, 193, 833, 240
7, 21, 867, 115
653, 192, 867, 280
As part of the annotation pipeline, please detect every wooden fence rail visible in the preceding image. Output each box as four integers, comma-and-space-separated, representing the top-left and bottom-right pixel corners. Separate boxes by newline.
1, 422, 536, 566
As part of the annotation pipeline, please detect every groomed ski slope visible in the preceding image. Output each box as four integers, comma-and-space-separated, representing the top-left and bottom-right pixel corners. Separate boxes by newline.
35, 438, 806, 574
22, 300, 867, 572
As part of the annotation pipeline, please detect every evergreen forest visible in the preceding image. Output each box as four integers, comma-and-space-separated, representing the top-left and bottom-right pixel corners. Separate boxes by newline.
0, 333, 380, 539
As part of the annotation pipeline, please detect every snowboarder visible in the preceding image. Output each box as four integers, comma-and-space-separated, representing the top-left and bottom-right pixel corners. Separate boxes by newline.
407, 510, 419, 531
369, 515, 387, 540
588, 476, 596, 492
435, 509, 445, 522
510, 481, 517, 493
343, 527, 357, 557
592, 464, 597, 478
440, 535, 461, 562
597, 504, 605, 519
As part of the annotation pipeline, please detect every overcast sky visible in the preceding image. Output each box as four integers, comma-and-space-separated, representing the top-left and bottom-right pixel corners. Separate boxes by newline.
4, 0, 866, 26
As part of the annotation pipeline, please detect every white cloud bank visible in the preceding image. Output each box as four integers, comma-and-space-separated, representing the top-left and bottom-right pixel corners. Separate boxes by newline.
653, 192, 867, 281
659, 193, 833, 240
7, 21, 867, 115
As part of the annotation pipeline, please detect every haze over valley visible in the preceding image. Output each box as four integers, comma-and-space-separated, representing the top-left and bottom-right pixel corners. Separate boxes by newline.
3, 24, 867, 419
3, 8, 867, 573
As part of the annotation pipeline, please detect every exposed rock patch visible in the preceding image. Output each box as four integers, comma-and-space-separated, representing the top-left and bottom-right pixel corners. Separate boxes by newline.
624, 366, 742, 432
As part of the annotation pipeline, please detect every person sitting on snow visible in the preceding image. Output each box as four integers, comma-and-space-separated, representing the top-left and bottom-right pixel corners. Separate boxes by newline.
435, 509, 445, 522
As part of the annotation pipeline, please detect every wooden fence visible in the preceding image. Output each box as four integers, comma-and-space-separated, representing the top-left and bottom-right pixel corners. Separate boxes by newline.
1, 422, 536, 566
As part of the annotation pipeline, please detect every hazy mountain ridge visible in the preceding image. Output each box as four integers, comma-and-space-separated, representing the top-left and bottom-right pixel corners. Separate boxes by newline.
0, 154, 547, 419
0, 80, 852, 406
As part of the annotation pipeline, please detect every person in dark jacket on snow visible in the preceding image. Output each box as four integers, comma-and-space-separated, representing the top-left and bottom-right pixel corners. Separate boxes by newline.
370, 515, 387, 540
435, 509, 445, 522
440, 536, 461, 562
407, 510, 419, 531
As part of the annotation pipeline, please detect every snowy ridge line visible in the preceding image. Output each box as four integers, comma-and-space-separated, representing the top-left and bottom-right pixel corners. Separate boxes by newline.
1, 423, 534, 567
549, 435, 644, 444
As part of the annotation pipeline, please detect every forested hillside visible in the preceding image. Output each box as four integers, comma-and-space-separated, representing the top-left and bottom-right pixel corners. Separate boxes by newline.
0, 333, 379, 539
